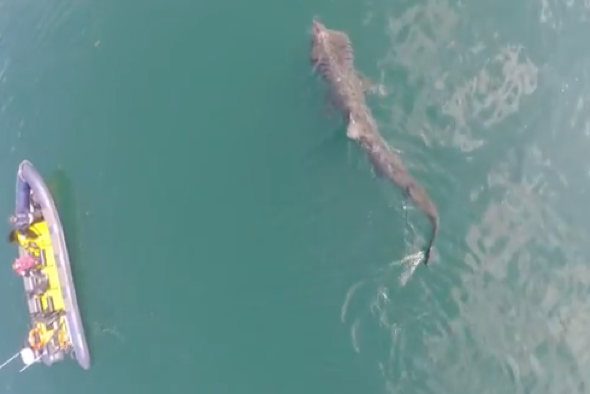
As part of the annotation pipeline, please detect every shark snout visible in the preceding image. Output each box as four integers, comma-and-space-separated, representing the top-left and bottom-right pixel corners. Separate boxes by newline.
312, 19, 325, 35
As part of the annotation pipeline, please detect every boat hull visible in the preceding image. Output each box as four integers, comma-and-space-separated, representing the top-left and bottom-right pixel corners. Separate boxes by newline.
15, 160, 90, 370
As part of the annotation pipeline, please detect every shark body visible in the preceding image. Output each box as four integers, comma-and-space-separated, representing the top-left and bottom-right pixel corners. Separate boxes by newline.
310, 20, 439, 265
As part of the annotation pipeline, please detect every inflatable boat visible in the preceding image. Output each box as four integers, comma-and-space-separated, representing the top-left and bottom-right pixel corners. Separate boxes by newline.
8, 160, 90, 370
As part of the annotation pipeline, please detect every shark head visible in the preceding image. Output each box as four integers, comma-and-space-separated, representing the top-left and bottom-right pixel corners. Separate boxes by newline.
310, 19, 354, 74
312, 19, 325, 35
311, 19, 329, 46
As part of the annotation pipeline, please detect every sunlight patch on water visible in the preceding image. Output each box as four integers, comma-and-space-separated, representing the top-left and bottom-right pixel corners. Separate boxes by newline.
441, 45, 538, 135
537, 0, 590, 27
379, 0, 538, 153
456, 157, 589, 393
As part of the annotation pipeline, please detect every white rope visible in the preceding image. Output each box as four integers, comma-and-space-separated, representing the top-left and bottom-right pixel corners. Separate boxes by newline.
19, 354, 42, 373
0, 351, 20, 371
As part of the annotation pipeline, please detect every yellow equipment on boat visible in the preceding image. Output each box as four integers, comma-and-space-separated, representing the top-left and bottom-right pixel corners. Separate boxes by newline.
17, 221, 67, 317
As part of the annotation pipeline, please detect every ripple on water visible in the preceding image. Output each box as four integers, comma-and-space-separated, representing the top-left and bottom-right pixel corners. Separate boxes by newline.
342, 148, 590, 394
341, 0, 590, 393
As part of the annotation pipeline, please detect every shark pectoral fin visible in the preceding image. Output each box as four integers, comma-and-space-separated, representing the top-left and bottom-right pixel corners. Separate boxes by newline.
358, 73, 388, 97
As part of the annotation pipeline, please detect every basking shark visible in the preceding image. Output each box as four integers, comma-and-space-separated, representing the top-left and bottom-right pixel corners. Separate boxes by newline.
310, 19, 439, 265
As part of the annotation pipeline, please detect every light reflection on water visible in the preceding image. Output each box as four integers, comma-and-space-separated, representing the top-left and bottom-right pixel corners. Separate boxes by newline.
343, 0, 590, 392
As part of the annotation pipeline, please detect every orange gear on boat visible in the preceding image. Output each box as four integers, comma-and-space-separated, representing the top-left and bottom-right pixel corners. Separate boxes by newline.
27, 324, 52, 350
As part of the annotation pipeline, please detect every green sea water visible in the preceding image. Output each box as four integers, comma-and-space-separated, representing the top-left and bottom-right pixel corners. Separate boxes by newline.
0, 0, 588, 393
